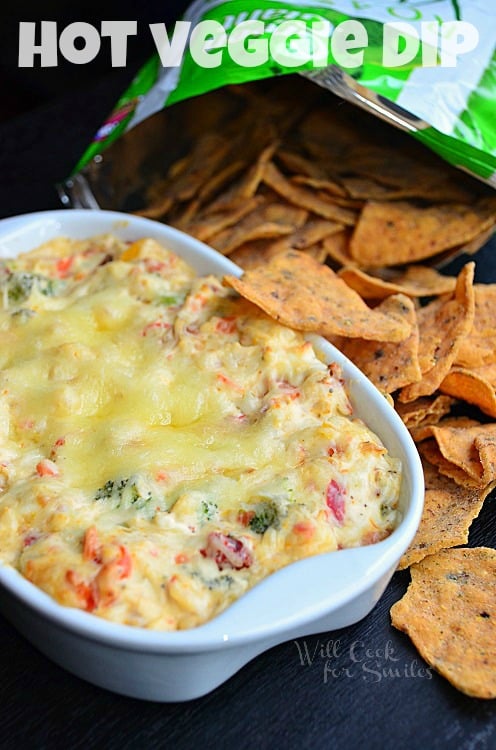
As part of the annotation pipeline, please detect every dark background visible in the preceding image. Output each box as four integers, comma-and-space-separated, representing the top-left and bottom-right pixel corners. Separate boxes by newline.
0, 3, 189, 121
0, 5, 495, 750
0, 2, 190, 215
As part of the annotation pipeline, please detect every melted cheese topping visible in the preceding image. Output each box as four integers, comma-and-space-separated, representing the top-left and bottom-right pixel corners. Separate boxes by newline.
0, 235, 401, 629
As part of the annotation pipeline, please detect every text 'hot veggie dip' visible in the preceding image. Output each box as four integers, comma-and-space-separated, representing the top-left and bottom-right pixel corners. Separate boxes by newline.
0, 235, 401, 629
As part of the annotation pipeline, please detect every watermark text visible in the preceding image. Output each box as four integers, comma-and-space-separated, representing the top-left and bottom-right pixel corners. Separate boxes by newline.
18, 19, 479, 69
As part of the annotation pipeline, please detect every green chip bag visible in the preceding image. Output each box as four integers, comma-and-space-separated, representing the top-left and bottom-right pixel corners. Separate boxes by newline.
67, 0, 496, 188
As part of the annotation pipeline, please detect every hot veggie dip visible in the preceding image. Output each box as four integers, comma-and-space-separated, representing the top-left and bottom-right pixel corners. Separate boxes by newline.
0, 235, 401, 629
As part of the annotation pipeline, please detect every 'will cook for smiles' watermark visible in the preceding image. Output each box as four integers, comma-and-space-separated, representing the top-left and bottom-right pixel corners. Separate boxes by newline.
294, 638, 433, 684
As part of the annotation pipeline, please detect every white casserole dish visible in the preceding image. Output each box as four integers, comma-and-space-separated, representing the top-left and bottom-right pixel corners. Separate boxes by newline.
0, 209, 424, 701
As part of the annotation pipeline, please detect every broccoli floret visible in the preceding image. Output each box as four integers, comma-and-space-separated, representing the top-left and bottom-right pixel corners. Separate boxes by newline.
95, 480, 117, 502
249, 501, 280, 534
156, 293, 185, 306
11, 308, 35, 323
94, 476, 154, 512
191, 570, 234, 590
3, 271, 57, 305
200, 498, 218, 521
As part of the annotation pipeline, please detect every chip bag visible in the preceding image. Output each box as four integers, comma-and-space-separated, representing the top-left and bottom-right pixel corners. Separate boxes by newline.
64, 0, 496, 193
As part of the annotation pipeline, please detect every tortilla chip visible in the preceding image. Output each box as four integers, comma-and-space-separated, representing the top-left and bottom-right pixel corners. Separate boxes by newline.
182, 197, 263, 243
228, 240, 273, 271
303, 243, 329, 264
339, 265, 456, 300
224, 250, 411, 342
291, 175, 352, 200
428, 224, 496, 269
340, 175, 445, 202
344, 142, 476, 203
418, 439, 482, 489
204, 141, 279, 214
210, 222, 293, 257
339, 295, 420, 393
456, 285, 496, 369
322, 231, 354, 268
169, 133, 231, 204
455, 223, 496, 257
263, 162, 357, 226
137, 152, 196, 218
391, 547, 496, 698
196, 160, 247, 204
410, 415, 480, 444
476, 433, 496, 489
398, 263, 475, 402
236, 141, 281, 200
229, 219, 343, 270
297, 105, 360, 158
474, 363, 496, 384
416, 422, 496, 486
398, 458, 491, 570
265, 218, 343, 255
440, 367, 496, 419
209, 202, 307, 256
275, 149, 328, 180
395, 395, 456, 429
350, 198, 496, 267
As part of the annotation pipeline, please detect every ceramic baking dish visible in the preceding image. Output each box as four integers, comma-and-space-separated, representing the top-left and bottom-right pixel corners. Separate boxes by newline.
0, 209, 424, 701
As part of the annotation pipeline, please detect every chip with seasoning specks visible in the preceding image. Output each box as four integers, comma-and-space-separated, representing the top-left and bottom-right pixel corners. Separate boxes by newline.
338, 295, 420, 394
417, 439, 482, 489
440, 366, 496, 419
455, 284, 496, 369
398, 459, 492, 570
391, 547, 496, 699
413, 421, 496, 488
399, 263, 475, 403
338, 265, 456, 301
350, 198, 496, 268
223, 250, 412, 342
262, 161, 358, 226
395, 395, 456, 430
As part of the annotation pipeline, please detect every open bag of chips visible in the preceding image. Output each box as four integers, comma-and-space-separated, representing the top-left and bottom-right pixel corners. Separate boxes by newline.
60, 1, 496, 700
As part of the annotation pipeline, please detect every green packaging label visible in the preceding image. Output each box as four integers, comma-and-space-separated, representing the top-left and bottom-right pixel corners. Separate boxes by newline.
72, 0, 496, 187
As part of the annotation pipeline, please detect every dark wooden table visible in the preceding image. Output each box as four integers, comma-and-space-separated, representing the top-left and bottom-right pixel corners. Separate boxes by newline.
0, 66, 495, 750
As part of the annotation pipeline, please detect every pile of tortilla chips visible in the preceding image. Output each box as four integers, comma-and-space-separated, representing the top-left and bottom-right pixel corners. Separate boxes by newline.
137, 78, 496, 699
136, 78, 496, 272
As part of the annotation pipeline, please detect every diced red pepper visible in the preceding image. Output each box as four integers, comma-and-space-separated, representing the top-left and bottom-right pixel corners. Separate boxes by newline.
293, 520, 315, 539
216, 373, 244, 393
201, 532, 252, 570
92, 544, 133, 608
65, 570, 99, 612
113, 544, 132, 579
83, 526, 102, 564
56, 256, 74, 278
23, 532, 40, 548
50, 437, 66, 459
144, 259, 166, 274
36, 459, 59, 478
326, 479, 346, 524
215, 317, 237, 334
141, 320, 171, 337
237, 509, 255, 526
